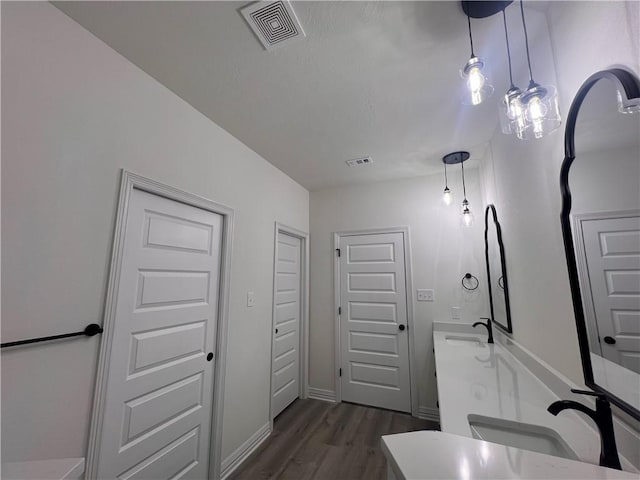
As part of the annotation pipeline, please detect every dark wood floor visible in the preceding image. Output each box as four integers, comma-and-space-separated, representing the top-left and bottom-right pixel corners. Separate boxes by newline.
229, 399, 439, 480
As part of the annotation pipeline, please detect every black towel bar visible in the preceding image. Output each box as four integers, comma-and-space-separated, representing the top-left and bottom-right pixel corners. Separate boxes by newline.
1, 324, 103, 349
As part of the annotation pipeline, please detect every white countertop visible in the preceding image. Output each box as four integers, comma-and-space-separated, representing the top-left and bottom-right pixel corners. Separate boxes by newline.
382, 431, 638, 479
381, 323, 637, 479
433, 326, 604, 465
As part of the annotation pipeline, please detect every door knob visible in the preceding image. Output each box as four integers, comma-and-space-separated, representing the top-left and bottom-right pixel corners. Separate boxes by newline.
399, 324, 406, 331
207, 352, 214, 362
603, 336, 616, 345
275, 328, 279, 334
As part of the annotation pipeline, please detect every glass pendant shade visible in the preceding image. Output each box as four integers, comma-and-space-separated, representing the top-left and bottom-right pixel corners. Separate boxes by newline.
442, 187, 453, 206
499, 85, 526, 136
461, 204, 474, 227
461, 56, 494, 106
617, 90, 640, 114
518, 82, 561, 140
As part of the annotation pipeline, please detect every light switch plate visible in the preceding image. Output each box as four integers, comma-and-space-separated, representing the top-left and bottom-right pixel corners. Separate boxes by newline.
417, 289, 434, 302
451, 306, 461, 319
247, 291, 255, 307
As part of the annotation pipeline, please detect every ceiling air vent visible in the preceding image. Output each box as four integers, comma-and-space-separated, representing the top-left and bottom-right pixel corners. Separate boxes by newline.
345, 157, 373, 167
240, 1, 306, 50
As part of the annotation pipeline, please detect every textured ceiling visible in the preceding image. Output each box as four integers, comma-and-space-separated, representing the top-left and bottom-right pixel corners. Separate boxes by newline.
54, 1, 542, 191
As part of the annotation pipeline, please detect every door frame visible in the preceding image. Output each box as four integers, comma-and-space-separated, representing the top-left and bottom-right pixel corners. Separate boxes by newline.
572, 209, 640, 355
86, 170, 234, 480
269, 222, 309, 425
333, 226, 419, 417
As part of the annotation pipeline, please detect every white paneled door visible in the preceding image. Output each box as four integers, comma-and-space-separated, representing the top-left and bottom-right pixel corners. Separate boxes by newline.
338, 232, 411, 413
94, 188, 222, 479
581, 214, 640, 374
271, 232, 302, 418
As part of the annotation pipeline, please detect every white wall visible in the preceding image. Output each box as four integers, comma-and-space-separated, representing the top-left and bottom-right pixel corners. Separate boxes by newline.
479, 0, 640, 465
480, 0, 640, 392
309, 168, 488, 411
1, 2, 308, 464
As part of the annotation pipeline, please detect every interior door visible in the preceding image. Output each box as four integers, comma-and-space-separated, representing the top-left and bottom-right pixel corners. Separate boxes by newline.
271, 232, 301, 418
95, 188, 222, 479
338, 232, 411, 413
581, 214, 640, 373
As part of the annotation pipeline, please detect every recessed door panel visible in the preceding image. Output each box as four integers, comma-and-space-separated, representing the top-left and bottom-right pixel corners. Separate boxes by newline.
350, 362, 400, 389
144, 211, 213, 254
123, 374, 203, 445
348, 273, 396, 292
347, 243, 395, 263
349, 331, 399, 355
599, 230, 640, 256
349, 302, 396, 323
136, 270, 210, 309
129, 322, 206, 375
118, 427, 200, 480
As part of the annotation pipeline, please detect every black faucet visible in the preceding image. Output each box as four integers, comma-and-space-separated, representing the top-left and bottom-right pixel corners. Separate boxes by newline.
473, 317, 494, 344
547, 389, 621, 470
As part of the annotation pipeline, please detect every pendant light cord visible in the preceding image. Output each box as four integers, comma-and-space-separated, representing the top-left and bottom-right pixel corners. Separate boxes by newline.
519, 0, 534, 82
444, 161, 449, 187
461, 157, 467, 201
467, 15, 475, 57
502, 9, 514, 87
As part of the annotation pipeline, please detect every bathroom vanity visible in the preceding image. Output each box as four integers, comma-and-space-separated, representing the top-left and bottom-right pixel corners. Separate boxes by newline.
381, 323, 638, 479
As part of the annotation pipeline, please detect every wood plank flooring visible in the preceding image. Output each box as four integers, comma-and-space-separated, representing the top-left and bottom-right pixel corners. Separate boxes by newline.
229, 399, 439, 480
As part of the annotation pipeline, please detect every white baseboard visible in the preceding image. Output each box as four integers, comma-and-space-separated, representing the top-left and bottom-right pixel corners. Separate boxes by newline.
416, 406, 440, 423
307, 387, 336, 403
220, 422, 271, 480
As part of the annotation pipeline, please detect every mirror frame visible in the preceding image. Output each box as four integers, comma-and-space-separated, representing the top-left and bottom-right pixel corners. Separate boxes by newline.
485, 204, 513, 333
559, 68, 640, 420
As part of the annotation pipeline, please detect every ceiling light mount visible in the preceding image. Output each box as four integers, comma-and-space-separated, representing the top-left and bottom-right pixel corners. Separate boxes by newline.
461, 1, 513, 19
442, 151, 470, 165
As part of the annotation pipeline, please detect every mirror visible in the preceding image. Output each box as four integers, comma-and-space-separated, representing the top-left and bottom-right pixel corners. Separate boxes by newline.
560, 68, 640, 419
485, 204, 513, 333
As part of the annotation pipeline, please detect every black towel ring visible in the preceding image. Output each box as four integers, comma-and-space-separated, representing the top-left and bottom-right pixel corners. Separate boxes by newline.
462, 273, 479, 291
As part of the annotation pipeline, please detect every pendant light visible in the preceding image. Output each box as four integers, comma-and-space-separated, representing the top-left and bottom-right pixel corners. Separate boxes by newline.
516, 0, 561, 139
461, 15, 494, 106
443, 152, 473, 227
498, 9, 526, 138
442, 160, 453, 206
459, 155, 474, 227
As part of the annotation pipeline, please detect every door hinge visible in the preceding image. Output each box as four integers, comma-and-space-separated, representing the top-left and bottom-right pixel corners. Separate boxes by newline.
336, 248, 341, 257
338, 306, 342, 315
339, 368, 342, 377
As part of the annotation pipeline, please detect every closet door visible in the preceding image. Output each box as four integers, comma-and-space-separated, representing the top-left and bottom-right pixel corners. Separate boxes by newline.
95, 188, 222, 479
271, 232, 302, 418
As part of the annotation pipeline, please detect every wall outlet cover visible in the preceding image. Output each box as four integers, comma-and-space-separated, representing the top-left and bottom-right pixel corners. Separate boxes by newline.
417, 289, 434, 302
451, 306, 461, 319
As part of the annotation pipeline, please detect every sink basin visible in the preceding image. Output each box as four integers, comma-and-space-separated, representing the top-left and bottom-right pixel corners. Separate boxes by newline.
467, 414, 578, 460
445, 335, 485, 347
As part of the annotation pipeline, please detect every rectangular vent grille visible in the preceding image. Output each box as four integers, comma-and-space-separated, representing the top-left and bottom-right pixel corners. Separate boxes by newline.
346, 157, 373, 167
241, 1, 306, 50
